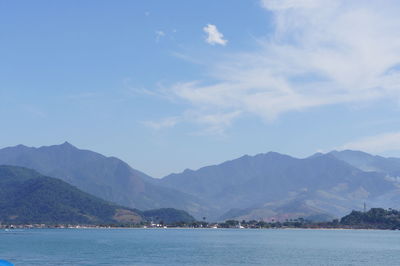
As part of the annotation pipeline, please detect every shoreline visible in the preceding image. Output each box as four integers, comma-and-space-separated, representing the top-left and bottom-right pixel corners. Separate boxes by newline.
2, 226, 399, 231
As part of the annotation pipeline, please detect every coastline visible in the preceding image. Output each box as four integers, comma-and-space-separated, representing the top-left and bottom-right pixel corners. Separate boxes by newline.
2, 225, 399, 231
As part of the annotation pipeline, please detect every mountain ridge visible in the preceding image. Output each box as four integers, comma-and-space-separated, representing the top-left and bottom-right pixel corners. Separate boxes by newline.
0, 142, 210, 219
0, 165, 143, 225
2, 142, 400, 222
160, 151, 398, 221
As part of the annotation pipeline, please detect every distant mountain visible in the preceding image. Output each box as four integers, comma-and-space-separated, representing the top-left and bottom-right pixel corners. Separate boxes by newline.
330, 150, 400, 176
0, 165, 142, 225
219, 197, 335, 222
3, 143, 400, 222
161, 152, 399, 221
0, 143, 208, 218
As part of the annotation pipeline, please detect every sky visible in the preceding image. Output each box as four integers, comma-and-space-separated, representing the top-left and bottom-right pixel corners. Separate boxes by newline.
1, 0, 400, 177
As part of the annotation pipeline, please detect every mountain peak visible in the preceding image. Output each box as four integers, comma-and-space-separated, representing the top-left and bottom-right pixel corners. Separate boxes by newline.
330, 149, 371, 156
307, 152, 324, 159
59, 141, 76, 149
15, 144, 29, 149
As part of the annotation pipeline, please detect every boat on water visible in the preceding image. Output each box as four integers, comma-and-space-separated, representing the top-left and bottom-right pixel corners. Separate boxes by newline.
237, 222, 245, 229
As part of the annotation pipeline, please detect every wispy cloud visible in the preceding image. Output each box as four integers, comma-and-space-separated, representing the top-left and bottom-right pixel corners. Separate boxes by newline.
159, 0, 400, 133
143, 117, 180, 130
203, 24, 228, 46
20, 104, 47, 118
185, 110, 242, 136
155, 30, 165, 42
339, 131, 400, 153
261, 0, 327, 10
142, 109, 241, 136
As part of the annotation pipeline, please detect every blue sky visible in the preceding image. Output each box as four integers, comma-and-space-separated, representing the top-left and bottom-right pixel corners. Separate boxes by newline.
2, 0, 400, 177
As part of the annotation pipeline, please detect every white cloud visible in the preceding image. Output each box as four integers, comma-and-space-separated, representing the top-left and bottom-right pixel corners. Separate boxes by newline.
261, 0, 328, 10
142, 111, 240, 135
20, 104, 47, 118
143, 117, 180, 130
339, 131, 400, 153
186, 110, 242, 136
156, 0, 400, 133
155, 30, 165, 42
203, 24, 228, 46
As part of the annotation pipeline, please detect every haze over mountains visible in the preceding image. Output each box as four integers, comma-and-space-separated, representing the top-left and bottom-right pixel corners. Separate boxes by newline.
0, 142, 209, 218
0, 165, 196, 225
1, 143, 400, 221
0, 165, 142, 225
160, 151, 398, 221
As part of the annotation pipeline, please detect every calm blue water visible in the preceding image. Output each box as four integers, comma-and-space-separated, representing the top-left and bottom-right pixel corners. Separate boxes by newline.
1, 228, 399, 265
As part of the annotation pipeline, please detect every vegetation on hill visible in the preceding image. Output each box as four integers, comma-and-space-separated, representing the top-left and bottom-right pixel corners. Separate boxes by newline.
170, 208, 400, 230
0, 142, 207, 218
0, 165, 398, 231
340, 208, 400, 229
161, 152, 396, 221
142, 208, 196, 224
3, 143, 400, 223
0, 165, 142, 225
0, 165, 199, 226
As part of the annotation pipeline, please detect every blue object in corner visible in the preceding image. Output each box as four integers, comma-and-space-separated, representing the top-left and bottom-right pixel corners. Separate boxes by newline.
0, 260, 13, 266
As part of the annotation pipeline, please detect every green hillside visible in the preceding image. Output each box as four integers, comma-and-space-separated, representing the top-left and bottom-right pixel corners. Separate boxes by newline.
340, 208, 400, 229
142, 208, 196, 224
0, 143, 208, 218
0, 165, 143, 225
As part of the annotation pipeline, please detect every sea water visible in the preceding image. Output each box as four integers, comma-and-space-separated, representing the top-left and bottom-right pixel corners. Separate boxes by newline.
1, 228, 399, 265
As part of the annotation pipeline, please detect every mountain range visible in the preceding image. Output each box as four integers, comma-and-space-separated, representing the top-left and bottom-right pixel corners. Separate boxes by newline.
0, 165, 142, 225
0, 165, 196, 225
0, 142, 209, 218
160, 151, 399, 221
1, 143, 400, 221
